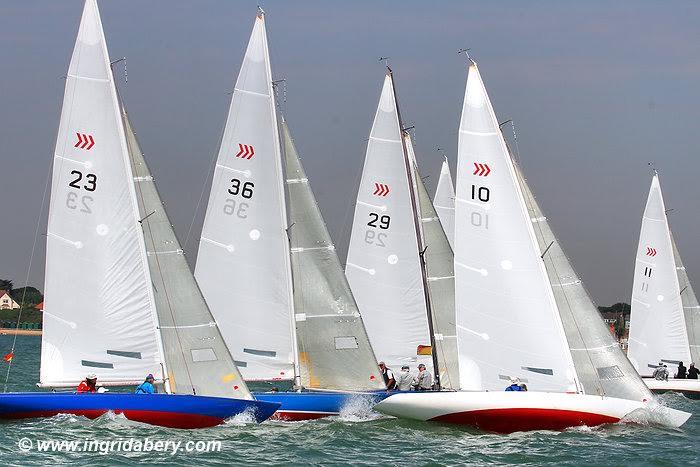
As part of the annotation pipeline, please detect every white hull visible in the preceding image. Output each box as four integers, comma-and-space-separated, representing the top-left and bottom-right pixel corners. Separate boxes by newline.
643, 378, 700, 398
375, 391, 690, 433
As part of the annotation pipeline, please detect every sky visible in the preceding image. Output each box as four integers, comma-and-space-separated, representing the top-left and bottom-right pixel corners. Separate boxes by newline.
0, 0, 698, 306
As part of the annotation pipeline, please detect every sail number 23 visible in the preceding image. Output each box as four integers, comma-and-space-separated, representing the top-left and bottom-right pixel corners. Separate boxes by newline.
66, 170, 97, 214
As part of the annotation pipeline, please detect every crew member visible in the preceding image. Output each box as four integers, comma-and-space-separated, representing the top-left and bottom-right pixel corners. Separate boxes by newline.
505, 377, 526, 391
412, 364, 433, 391
688, 363, 699, 379
378, 362, 396, 390
135, 374, 157, 394
76, 373, 97, 393
396, 365, 413, 391
676, 361, 687, 379
652, 363, 669, 381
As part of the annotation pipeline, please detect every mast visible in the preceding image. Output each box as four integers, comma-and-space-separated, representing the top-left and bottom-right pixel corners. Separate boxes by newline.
389, 68, 441, 389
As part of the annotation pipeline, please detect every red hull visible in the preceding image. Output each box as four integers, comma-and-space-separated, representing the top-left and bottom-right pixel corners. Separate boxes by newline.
432, 407, 619, 434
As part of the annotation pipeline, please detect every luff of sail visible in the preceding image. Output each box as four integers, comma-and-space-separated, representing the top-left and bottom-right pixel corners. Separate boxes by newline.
455, 63, 578, 392
346, 73, 432, 372
514, 161, 652, 401
122, 107, 252, 400
404, 133, 459, 389
41, 0, 162, 386
629, 175, 691, 375
671, 232, 700, 364
195, 13, 296, 382
282, 120, 384, 391
433, 159, 455, 249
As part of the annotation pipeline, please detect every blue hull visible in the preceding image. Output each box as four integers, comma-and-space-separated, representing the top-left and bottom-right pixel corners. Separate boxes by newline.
253, 390, 390, 421
0, 392, 280, 428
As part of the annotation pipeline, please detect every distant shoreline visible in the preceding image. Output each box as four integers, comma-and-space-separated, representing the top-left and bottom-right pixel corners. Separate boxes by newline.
0, 328, 41, 336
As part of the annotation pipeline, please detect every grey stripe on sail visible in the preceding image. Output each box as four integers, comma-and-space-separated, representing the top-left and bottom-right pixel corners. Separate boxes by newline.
243, 348, 277, 358
233, 360, 248, 368
661, 359, 681, 365
106, 350, 142, 359
597, 365, 624, 379
521, 366, 554, 376
81, 360, 114, 369
498, 374, 529, 383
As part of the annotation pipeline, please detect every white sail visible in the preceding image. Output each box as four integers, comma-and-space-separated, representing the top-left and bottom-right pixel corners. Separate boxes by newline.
672, 233, 700, 364
454, 63, 577, 392
405, 133, 460, 389
123, 107, 251, 399
434, 159, 455, 249
195, 13, 296, 382
346, 73, 432, 372
515, 161, 651, 401
628, 175, 691, 375
283, 120, 384, 391
40, 0, 163, 386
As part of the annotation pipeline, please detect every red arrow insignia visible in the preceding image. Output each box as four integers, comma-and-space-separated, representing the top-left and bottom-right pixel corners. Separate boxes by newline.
373, 182, 390, 197
473, 162, 491, 176
235, 143, 255, 160
645, 246, 657, 257
74, 133, 95, 150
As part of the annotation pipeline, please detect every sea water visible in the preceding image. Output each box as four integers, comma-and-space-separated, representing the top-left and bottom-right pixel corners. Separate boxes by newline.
0, 335, 697, 466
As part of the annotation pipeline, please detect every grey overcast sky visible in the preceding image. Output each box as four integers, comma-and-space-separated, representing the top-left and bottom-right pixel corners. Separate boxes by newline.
0, 1, 698, 306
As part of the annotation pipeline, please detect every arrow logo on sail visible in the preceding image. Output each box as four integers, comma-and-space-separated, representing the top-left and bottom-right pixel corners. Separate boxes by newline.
646, 246, 657, 257
473, 162, 491, 176
373, 182, 390, 197
235, 144, 255, 160
74, 133, 95, 150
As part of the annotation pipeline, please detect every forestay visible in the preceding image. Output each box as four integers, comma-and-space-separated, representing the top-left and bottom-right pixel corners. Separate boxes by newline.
41, 0, 162, 386
433, 159, 455, 249
195, 13, 295, 382
123, 107, 251, 399
514, 162, 651, 401
454, 63, 577, 392
283, 121, 383, 391
346, 73, 432, 372
404, 133, 459, 389
672, 233, 700, 364
629, 175, 691, 375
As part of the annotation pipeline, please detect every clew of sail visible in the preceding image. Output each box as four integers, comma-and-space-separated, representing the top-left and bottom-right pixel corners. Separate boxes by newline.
404, 133, 459, 389
433, 159, 455, 249
282, 120, 384, 391
628, 175, 691, 375
671, 233, 700, 364
195, 13, 295, 382
346, 73, 432, 372
122, 106, 251, 399
454, 63, 577, 392
514, 162, 651, 401
40, 0, 162, 387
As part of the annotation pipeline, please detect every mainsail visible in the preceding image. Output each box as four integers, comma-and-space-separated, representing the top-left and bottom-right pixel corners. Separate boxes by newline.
41, 0, 163, 386
629, 175, 691, 375
454, 63, 578, 392
195, 12, 296, 382
404, 133, 459, 389
672, 233, 700, 364
283, 121, 383, 391
123, 107, 251, 399
433, 159, 455, 249
346, 72, 432, 372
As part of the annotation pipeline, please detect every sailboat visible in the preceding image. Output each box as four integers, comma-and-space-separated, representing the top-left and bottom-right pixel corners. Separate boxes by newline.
628, 174, 700, 397
433, 158, 455, 250
0, 0, 279, 428
346, 69, 460, 390
194, 11, 386, 420
375, 61, 691, 433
